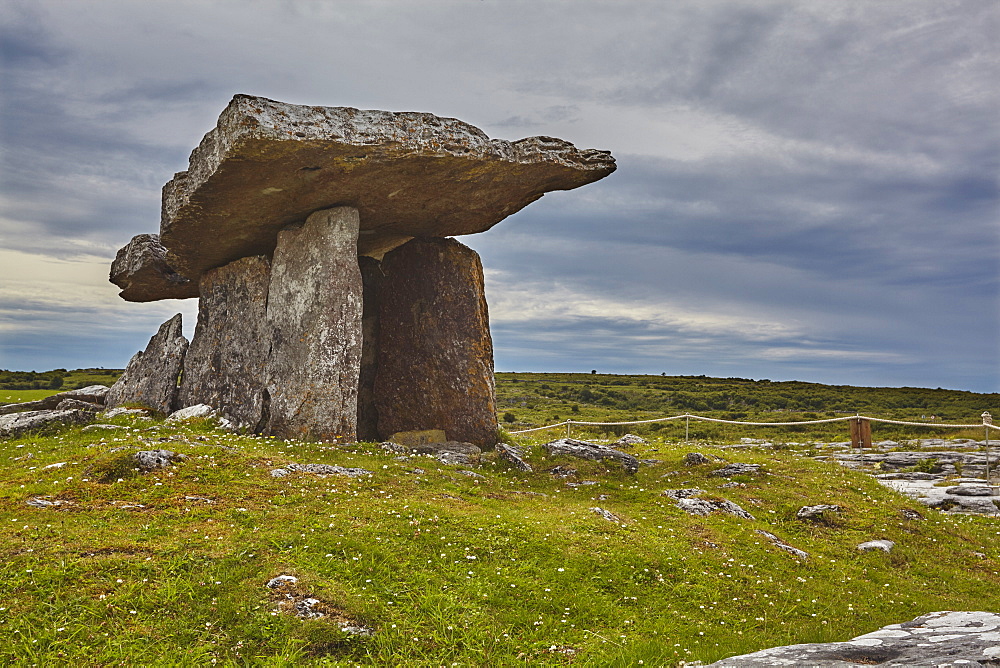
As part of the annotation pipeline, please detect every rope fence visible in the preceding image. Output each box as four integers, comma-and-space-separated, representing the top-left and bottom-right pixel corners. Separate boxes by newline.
509, 411, 999, 437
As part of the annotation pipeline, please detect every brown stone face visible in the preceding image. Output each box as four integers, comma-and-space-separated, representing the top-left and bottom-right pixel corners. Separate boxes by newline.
106, 313, 189, 414
356, 256, 382, 442
373, 237, 498, 448
153, 95, 615, 285
177, 255, 272, 431
265, 207, 363, 442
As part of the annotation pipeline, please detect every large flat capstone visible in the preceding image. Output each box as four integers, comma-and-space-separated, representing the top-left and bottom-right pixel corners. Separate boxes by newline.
128, 94, 614, 291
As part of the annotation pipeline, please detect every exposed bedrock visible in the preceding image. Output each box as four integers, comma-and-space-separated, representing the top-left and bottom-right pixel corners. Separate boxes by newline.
106, 313, 189, 414
373, 237, 498, 448
265, 207, 363, 442
110, 234, 199, 302
177, 255, 272, 431
151, 94, 615, 284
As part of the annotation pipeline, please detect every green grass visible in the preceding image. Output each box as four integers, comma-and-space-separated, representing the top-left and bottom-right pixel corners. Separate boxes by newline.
2, 417, 1000, 665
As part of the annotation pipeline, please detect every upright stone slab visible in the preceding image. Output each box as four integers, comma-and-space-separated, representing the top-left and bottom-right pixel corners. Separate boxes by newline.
106, 313, 189, 414
177, 255, 272, 431
266, 207, 363, 441
374, 237, 498, 448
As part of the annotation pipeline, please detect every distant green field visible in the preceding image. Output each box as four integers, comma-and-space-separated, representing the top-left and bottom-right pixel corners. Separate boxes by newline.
496, 372, 998, 444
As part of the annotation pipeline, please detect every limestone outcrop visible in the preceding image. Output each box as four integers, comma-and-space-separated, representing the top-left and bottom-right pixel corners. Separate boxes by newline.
106, 314, 188, 414
108, 95, 615, 444
708, 610, 1000, 667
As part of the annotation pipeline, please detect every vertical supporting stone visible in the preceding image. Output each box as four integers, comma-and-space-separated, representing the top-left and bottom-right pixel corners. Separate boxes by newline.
266, 207, 363, 441
106, 313, 189, 414
374, 237, 498, 448
357, 256, 382, 442
177, 255, 272, 431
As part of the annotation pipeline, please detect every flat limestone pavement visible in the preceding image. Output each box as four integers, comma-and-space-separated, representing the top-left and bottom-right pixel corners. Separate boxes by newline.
708, 610, 1000, 667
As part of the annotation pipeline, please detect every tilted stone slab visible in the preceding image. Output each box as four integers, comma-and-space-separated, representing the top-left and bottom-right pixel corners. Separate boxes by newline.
373, 237, 498, 448
0, 385, 109, 415
106, 313, 189, 414
110, 234, 199, 302
177, 255, 272, 431
144, 94, 615, 287
0, 409, 90, 438
265, 207, 363, 442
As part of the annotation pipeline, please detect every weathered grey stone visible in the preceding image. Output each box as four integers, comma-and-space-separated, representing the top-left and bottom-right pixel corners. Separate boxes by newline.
661, 488, 706, 500
102, 407, 150, 419
149, 94, 615, 283
797, 504, 842, 521
373, 237, 498, 448
61, 385, 111, 404
166, 404, 216, 422
356, 256, 382, 442
133, 449, 185, 471
708, 610, 1000, 667
106, 314, 189, 414
54, 398, 102, 412
265, 207, 363, 442
756, 530, 809, 560
110, 233, 199, 302
284, 463, 372, 477
683, 452, 710, 466
177, 255, 272, 431
590, 507, 625, 524
711, 462, 762, 477
412, 441, 481, 457
496, 443, 533, 472
945, 485, 993, 496
612, 433, 646, 448
858, 539, 895, 553
0, 409, 90, 437
0, 385, 110, 415
677, 497, 755, 520
542, 438, 639, 474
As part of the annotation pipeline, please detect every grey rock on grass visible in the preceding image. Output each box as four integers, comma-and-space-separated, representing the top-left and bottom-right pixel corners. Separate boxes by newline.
858, 540, 895, 553
756, 530, 809, 560
796, 504, 841, 521
134, 449, 186, 471
542, 438, 639, 474
496, 443, 533, 472
0, 409, 90, 438
711, 463, 762, 477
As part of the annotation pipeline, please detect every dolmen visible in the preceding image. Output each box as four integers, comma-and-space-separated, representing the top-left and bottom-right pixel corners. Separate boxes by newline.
108, 95, 615, 446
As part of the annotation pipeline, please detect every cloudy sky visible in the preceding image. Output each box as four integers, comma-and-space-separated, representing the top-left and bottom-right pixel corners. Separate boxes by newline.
1, 0, 997, 392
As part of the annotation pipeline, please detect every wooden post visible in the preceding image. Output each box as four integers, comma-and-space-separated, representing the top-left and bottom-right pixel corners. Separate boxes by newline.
850, 417, 872, 449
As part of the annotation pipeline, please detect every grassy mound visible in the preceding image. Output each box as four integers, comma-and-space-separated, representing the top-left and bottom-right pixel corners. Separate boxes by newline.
2, 419, 999, 665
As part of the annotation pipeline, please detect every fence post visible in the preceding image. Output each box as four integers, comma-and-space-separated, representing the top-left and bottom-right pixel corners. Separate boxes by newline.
685, 416, 690, 444
984, 412, 993, 483
566, 420, 572, 438
850, 417, 871, 449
